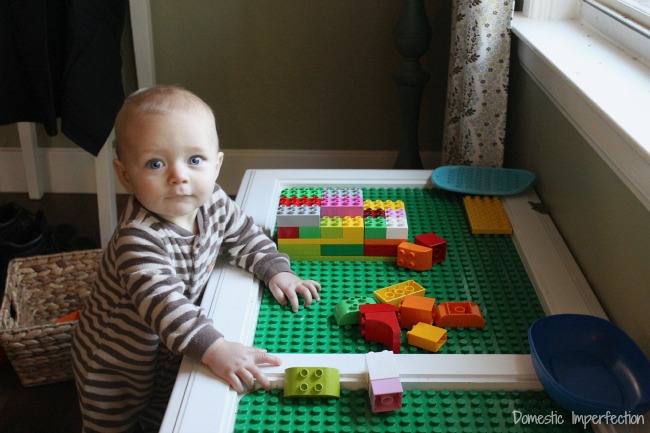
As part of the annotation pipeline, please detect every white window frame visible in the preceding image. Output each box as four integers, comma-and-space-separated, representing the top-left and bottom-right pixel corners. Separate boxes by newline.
514, 0, 650, 213
593, 0, 650, 30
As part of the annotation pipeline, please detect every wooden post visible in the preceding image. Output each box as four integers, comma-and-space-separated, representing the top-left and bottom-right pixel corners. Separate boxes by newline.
393, 0, 431, 169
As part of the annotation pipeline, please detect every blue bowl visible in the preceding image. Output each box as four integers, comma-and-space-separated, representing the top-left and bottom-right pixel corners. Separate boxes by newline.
529, 314, 650, 415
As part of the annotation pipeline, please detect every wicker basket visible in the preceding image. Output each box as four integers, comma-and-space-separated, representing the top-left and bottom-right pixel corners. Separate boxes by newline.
0, 249, 102, 387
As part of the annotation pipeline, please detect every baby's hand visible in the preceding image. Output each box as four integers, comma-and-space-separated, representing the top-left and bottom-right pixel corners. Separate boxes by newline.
201, 338, 281, 393
268, 272, 321, 312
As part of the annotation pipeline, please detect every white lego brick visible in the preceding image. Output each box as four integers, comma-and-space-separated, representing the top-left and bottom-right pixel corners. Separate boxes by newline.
366, 350, 399, 381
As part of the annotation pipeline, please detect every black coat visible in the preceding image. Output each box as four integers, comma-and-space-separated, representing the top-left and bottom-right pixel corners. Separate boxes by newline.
0, 0, 127, 156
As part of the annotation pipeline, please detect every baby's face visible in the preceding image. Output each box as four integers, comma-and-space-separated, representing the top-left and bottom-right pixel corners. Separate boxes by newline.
114, 108, 222, 231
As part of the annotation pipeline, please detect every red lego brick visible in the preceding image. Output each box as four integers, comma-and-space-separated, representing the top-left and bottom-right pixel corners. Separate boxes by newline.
277, 227, 300, 239
360, 304, 400, 353
396, 242, 433, 271
414, 232, 447, 264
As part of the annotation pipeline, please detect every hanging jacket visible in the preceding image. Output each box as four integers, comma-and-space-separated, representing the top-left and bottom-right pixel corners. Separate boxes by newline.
0, 0, 127, 156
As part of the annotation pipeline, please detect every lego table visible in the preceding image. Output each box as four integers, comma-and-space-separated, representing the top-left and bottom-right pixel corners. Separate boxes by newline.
160, 169, 617, 433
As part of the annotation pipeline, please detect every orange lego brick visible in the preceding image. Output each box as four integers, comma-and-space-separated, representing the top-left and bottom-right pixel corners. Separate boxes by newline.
399, 295, 435, 328
396, 242, 433, 271
434, 302, 485, 328
463, 196, 512, 235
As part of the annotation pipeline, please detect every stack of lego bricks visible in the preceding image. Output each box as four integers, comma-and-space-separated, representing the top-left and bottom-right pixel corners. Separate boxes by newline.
275, 188, 409, 261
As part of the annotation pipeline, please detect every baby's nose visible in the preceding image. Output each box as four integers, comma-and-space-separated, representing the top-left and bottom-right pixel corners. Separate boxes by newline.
169, 164, 189, 184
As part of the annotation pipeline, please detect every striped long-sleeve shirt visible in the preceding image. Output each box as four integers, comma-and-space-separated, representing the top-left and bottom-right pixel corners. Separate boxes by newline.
71, 185, 291, 432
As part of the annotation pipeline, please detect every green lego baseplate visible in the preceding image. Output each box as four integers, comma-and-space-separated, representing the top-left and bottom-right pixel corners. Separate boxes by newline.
235, 389, 593, 433
257, 188, 545, 355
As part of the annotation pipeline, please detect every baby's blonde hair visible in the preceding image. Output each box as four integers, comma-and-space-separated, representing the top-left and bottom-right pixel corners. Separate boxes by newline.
114, 85, 217, 159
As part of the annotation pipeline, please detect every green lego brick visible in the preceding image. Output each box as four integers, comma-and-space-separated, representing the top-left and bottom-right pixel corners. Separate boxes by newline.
333, 296, 376, 326
257, 188, 545, 355
281, 187, 322, 198
299, 226, 321, 238
236, 389, 593, 433
364, 216, 387, 239
284, 367, 340, 398
321, 244, 364, 256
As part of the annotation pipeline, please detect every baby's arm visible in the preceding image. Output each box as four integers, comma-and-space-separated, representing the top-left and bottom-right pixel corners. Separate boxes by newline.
268, 272, 322, 313
201, 338, 282, 393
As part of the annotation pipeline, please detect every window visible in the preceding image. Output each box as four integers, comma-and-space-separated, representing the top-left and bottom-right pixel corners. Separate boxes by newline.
588, 0, 650, 32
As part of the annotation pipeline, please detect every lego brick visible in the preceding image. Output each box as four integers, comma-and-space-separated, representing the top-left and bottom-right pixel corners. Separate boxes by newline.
280, 187, 323, 199
281, 255, 396, 262
463, 195, 513, 235
276, 204, 321, 227
321, 244, 364, 256
435, 301, 486, 328
365, 350, 399, 381
277, 243, 320, 257
382, 200, 405, 210
399, 295, 436, 328
396, 241, 433, 271
340, 216, 364, 242
359, 303, 399, 315
277, 238, 321, 246
333, 296, 376, 326
373, 280, 426, 306
276, 227, 299, 239
364, 217, 386, 239
369, 377, 403, 413
384, 208, 406, 219
284, 367, 340, 398
407, 322, 447, 352
363, 238, 404, 246
385, 217, 409, 239
279, 196, 322, 207
298, 226, 320, 238
363, 209, 385, 218
364, 199, 386, 210
360, 311, 401, 353
414, 232, 447, 265
320, 216, 343, 238
279, 237, 364, 245
321, 189, 364, 217
363, 244, 396, 257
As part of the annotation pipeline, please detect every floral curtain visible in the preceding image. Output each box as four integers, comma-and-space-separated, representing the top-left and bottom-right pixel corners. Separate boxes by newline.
442, 0, 514, 167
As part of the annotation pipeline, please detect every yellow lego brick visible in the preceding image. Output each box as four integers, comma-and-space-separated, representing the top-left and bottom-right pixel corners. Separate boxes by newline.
463, 196, 513, 235
364, 199, 385, 210
407, 322, 447, 352
278, 243, 321, 256
374, 279, 426, 306
279, 238, 364, 246
383, 200, 405, 210
341, 216, 364, 242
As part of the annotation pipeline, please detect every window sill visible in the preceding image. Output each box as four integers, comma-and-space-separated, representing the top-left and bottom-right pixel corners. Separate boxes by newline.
511, 11, 650, 212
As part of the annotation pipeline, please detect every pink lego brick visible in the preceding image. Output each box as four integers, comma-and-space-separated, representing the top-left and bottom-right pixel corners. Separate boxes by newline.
370, 377, 403, 412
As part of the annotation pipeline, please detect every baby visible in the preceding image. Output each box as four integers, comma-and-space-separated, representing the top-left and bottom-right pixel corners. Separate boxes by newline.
71, 85, 321, 432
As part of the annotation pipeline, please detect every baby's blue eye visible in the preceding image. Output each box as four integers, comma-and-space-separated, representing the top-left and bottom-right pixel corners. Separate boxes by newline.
147, 159, 163, 169
188, 156, 203, 165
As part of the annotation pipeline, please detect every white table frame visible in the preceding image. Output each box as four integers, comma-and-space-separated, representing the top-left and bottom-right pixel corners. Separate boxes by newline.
161, 169, 614, 433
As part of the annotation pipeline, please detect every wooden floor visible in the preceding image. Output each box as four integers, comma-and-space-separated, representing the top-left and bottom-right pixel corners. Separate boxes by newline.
0, 192, 127, 433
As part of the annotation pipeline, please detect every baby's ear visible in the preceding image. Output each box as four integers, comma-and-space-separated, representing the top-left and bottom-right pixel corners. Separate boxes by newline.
214, 152, 224, 182
113, 159, 134, 193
